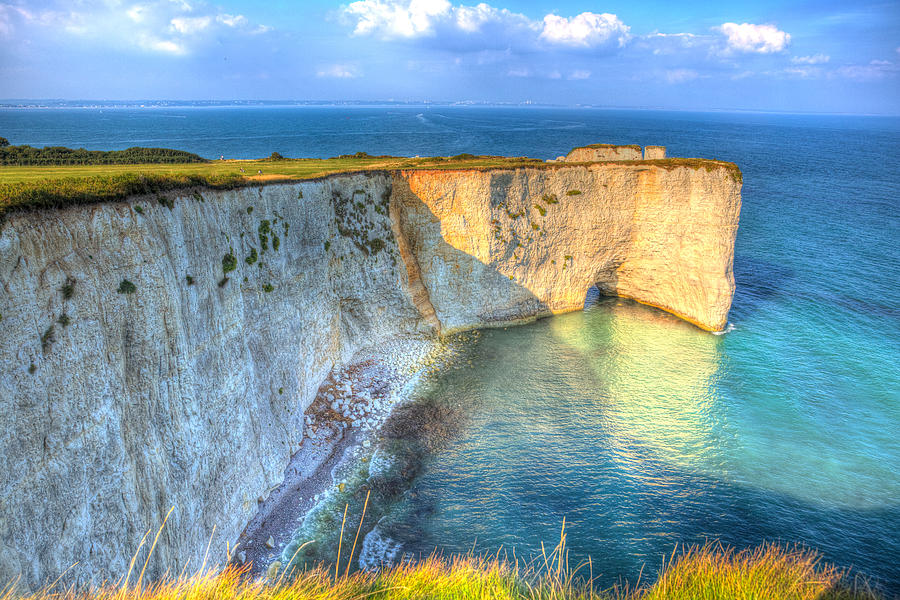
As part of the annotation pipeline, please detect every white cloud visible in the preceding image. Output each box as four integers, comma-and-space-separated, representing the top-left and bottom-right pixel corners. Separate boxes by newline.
170, 16, 211, 34
144, 36, 185, 54
216, 14, 247, 28
717, 22, 790, 54
344, 0, 451, 38
127, 5, 147, 23
1, 0, 270, 54
791, 54, 829, 64
507, 67, 530, 77
539, 12, 629, 48
665, 68, 699, 83
316, 64, 359, 78
783, 66, 819, 78
341, 1, 627, 52
836, 60, 898, 80
454, 3, 524, 33
568, 69, 590, 80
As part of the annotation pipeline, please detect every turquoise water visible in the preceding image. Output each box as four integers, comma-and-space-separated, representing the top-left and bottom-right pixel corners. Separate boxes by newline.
3, 107, 898, 592
398, 299, 899, 592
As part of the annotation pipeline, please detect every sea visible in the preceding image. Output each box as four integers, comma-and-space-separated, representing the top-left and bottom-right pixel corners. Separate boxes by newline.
1, 105, 898, 594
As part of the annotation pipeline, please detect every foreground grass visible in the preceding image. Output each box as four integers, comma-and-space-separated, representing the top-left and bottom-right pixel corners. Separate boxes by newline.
3, 542, 878, 600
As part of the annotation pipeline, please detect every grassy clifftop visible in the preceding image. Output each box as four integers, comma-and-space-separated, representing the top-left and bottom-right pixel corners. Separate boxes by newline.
0, 154, 741, 218
0, 155, 542, 217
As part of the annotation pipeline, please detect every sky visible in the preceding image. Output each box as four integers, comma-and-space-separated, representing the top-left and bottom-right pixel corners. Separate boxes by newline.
0, 0, 898, 114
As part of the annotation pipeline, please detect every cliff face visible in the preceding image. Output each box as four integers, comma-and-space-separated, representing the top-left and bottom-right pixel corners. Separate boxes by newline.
392, 163, 740, 332
0, 161, 740, 590
565, 144, 643, 162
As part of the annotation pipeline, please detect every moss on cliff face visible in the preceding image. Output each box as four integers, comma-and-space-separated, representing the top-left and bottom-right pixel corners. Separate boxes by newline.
332, 188, 395, 257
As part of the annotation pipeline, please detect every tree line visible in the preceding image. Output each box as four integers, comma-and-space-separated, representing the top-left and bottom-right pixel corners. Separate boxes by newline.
0, 141, 208, 165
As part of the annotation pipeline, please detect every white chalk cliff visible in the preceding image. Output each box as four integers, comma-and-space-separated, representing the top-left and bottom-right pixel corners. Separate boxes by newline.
0, 157, 741, 589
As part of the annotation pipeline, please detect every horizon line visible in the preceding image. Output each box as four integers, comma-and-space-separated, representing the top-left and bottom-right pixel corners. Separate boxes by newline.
1, 99, 898, 118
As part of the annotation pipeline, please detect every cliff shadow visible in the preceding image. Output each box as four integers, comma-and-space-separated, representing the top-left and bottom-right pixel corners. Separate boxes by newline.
388, 173, 623, 333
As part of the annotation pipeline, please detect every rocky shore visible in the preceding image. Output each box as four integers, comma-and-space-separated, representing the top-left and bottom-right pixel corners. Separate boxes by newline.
234, 330, 477, 576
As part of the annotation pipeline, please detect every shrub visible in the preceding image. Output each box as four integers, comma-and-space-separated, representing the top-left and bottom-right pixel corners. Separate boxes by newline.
40, 326, 55, 352
134, 205, 143, 214
117, 279, 136, 294
57, 313, 71, 327
0, 144, 206, 166
269, 152, 284, 160
185, 275, 195, 285
534, 204, 546, 216
222, 250, 237, 274
258, 220, 271, 251
245, 247, 258, 265
263, 283, 274, 293
60, 278, 75, 300
566, 190, 582, 196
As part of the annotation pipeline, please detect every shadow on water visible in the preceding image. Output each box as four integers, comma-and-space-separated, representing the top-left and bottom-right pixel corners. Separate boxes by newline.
730, 257, 795, 321
399, 448, 900, 596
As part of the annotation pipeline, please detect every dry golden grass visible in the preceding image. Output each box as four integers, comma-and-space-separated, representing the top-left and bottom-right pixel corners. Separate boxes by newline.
2, 516, 879, 600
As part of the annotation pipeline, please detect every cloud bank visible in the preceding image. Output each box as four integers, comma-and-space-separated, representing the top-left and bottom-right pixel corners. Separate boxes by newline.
342, 0, 628, 52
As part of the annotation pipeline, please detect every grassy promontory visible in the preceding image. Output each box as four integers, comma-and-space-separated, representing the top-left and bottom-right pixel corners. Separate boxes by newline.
0, 153, 741, 219
3, 542, 878, 600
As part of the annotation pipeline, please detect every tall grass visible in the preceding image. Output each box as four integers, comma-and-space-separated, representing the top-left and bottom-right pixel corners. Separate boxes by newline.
4, 512, 879, 600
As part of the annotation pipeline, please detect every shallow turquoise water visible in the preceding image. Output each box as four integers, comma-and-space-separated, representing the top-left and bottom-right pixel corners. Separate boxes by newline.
3, 106, 898, 591
398, 298, 899, 591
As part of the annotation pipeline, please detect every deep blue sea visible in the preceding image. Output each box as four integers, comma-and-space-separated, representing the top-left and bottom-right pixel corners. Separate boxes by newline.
2, 106, 898, 593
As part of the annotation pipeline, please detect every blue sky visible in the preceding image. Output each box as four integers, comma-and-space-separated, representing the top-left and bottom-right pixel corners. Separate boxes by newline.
1, 0, 898, 113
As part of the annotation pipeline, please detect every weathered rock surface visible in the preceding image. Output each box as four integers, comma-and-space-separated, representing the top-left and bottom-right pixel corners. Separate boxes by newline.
0, 159, 740, 590
392, 163, 740, 332
644, 146, 666, 159
565, 144, 643, 161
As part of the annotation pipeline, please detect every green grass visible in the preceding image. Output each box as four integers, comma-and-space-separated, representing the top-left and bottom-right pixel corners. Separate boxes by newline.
0, 155, 741, 218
